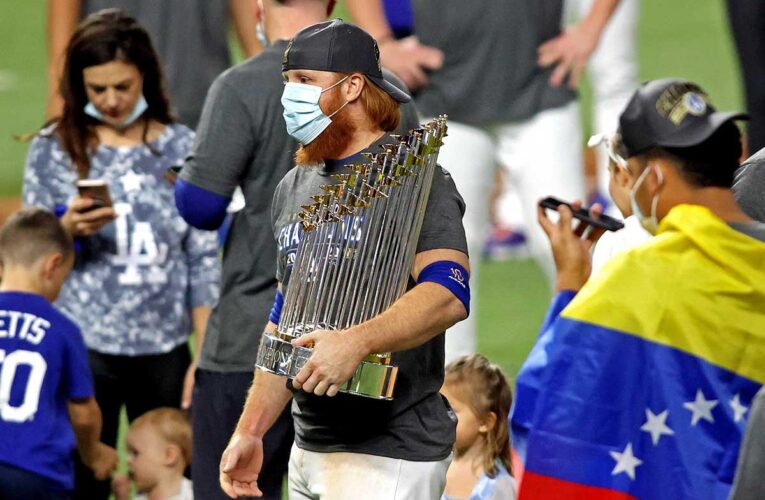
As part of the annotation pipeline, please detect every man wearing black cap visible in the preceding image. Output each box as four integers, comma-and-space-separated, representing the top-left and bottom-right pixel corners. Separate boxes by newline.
219, 20, 469, 499
510, 79, 765, 498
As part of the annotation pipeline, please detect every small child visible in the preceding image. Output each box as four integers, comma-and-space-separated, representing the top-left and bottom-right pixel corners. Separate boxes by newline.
113, 407, 193, 500
587, 132, 652, 273
0, 208, 118, 499
441, 354, 516, 500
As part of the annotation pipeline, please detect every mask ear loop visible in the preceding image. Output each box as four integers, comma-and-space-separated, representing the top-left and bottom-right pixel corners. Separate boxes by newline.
322, 75, 351, 118
649, 165, 664, 223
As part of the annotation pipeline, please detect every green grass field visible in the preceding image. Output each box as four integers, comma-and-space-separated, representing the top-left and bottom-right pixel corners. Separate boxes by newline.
0, 2, 743, 375
0, 0, 745, 493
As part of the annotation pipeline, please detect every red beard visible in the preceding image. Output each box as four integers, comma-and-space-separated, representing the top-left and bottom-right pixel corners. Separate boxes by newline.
295, 90, 354, 167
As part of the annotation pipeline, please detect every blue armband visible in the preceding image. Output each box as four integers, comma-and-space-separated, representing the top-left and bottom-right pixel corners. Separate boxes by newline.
174, 178, 231, 230
268, 289, 284, 325
417, 260, 470, 315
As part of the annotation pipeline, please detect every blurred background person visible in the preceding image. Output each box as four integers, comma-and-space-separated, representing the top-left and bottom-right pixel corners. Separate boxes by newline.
112, 408, 193, 500
46, 0, 262, 128
726, 0, 765, 157
374, 0, 624, 361
564, 0, 639, 208
22, 10, 219, 498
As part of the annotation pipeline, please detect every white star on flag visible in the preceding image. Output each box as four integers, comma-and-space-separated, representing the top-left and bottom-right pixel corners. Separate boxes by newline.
730, 394, 748, 422
121, 170, 143, 192
610, 442, 643, 480
683, 389, 718, 426
640, 408, 674, 446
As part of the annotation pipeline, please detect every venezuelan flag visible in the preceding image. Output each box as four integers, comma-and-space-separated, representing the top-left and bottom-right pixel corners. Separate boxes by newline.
511, 205, 765, 500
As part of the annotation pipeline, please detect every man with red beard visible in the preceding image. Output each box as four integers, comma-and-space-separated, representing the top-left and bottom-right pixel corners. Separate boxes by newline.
219, 19, 470, 500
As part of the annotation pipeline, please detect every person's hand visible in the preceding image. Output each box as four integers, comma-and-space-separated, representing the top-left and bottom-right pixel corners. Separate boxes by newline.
60, 196, 117, 237
181, 361, 197, 410
378, 36, 444, 91
220, 433, 265, 498
111, 474, 131, 500
86, 442, 118, 481
537, 18, 602, 88
538, 200, 606, 292
291, 328, 368, 397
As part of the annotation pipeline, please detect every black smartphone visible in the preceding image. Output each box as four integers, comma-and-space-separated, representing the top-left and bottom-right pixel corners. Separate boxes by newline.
76, 180, 113, 212
539, 196, 624, 232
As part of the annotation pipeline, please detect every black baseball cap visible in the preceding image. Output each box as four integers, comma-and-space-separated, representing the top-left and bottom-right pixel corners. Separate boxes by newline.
282, 19, 411, 103
618, 79, 747, 158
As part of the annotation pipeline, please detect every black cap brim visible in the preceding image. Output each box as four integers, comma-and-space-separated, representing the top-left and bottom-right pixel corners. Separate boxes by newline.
368, 74, 411, 103
657, 111, 749, 149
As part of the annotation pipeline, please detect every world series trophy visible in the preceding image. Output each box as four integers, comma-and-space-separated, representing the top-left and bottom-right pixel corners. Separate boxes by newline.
255, 116, 449, 400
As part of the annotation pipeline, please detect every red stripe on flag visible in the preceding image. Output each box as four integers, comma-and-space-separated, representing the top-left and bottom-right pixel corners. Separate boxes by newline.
519, 471, 637, 500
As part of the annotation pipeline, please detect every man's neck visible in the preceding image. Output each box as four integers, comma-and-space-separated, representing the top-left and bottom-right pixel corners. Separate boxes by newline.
0, 270, 46, 300
267, 5, 327, 42
666, 187, 752, 224
333, 127, 385, 160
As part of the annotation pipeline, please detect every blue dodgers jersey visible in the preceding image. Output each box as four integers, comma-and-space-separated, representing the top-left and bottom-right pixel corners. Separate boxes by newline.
0, 291, 94, 491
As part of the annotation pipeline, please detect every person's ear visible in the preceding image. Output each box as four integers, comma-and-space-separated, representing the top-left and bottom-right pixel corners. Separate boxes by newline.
42, 252, 64, 281
478, 411, 497, 434
343, 73, 365, 103
164, 443, 181, 466
616, 166, 632, 189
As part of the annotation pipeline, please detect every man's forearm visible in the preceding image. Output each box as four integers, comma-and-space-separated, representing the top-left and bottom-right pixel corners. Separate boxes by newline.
352, 282, 467, 355
191, 306, 211, 363
235, 321, 292, 438
583, 0, 621, 33
345, 0, 394, 42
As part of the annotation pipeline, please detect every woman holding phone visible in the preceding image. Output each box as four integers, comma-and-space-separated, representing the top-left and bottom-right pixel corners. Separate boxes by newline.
22, 9, 219, 499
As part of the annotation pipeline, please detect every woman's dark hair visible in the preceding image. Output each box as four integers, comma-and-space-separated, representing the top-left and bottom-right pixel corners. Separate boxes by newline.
53, 9, 173, 178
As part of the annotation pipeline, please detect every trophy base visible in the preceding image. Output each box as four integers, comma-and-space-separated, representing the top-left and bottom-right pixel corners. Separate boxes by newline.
255, 333, 398, 400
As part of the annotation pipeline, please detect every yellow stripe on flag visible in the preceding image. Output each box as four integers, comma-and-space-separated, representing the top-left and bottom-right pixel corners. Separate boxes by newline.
563, 205, 765, 383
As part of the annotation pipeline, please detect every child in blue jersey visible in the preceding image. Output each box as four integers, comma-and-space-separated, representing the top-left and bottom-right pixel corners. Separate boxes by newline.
0, 208, 118, 499
441, 354, 516, 500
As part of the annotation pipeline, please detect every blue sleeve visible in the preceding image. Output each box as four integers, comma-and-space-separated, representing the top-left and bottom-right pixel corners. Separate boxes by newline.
174, 178, 231, 230
64, 325, 94, 400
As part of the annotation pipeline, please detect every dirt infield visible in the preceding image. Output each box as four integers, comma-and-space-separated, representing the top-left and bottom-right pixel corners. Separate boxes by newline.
0, 197, 21, 226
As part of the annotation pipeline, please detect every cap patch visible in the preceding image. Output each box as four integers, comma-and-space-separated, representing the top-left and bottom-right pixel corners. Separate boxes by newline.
655, 83, 710, 125
283, 40, 293, 66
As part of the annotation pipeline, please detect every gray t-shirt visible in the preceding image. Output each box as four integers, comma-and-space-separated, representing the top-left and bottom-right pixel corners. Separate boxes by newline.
730, 388, 765, 500
82, 0, 231, 128
733, 150, 765, 223
271, 133, 467, 460
181, 39, 422, 372
412, 0, 576, 125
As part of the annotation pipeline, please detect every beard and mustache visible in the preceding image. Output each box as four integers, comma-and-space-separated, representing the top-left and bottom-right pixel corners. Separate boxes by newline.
295, 87, 355, 167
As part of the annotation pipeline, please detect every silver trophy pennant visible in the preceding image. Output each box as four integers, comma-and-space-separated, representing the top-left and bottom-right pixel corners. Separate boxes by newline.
256, 116, 449, 399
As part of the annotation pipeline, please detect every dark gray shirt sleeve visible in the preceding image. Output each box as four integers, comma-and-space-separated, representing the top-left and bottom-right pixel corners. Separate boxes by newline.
179, 76, 256, 196
730, 388, 765, 500
416, 166, 468, 256
733, 152, 765, 223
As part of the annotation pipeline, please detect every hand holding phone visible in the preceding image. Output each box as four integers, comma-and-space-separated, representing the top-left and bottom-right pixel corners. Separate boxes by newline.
60, 180, 117, 236
537, 196, 613, 292
76, 180, 113, 210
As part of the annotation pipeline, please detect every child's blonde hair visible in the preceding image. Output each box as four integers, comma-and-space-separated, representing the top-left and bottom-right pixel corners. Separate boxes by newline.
444, 354, 512, 478
131, 408, 192, 467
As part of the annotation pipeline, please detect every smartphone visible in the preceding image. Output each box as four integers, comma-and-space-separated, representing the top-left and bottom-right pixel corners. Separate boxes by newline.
539, 196, 624, 232
76, 180, 113, 211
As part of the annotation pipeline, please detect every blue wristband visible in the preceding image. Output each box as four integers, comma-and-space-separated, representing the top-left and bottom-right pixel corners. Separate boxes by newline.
268, 289, 284, 325
417, 260, 470, 315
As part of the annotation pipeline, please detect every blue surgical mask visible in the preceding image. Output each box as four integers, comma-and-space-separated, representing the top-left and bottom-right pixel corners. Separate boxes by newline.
281, 77, 349, 145
629, 164, 663, 234
84, 94, 149, 129
256, 20, 269, 48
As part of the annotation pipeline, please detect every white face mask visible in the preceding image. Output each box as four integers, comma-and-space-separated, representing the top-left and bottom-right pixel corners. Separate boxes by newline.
629, 164, 663, 234
281, 76, 349, 145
